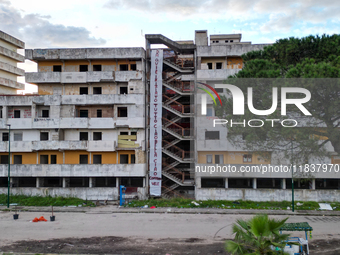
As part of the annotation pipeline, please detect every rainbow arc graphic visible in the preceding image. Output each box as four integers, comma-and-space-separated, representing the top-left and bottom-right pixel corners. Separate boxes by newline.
198, 82, 223, 106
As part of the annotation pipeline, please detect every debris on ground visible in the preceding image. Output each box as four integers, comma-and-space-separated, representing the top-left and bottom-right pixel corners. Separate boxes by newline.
319, 203, 333, 210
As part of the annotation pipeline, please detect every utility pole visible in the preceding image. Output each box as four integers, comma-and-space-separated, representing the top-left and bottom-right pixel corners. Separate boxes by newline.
6, 124, 11, 208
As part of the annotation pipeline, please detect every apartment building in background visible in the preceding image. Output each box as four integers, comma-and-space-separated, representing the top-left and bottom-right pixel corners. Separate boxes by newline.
0, 29, 339, 201
0, 30, 25, 94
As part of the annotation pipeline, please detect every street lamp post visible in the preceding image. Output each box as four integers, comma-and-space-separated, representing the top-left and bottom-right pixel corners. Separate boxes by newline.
6, 124, 11, 208
291, 138, 294, 212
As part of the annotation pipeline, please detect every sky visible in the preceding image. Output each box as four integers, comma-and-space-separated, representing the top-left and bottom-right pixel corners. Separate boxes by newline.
1, 0, 339, 93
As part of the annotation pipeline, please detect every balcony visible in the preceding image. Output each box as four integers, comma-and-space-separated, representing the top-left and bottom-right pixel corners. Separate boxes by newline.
0, 163, 146, 177
61, 94, 144, 105
26, 71, 143, 84
197, 69, 240, 80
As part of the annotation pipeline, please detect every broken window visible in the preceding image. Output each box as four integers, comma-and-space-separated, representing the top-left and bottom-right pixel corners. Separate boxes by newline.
93, 87, 102, 94
69, 177, 89, 187
206, 155, 212, 164
257, 178, 281, 189
131, 131, 137, 141
243, 154, 252, 163
42, 110, 49, 118
205, 131, 219, 140
13, 155, 22, 164
93, 132, 102, 141
18, 177, 36, 187
79, 65, 88, 72
216, 63, 222, 69
40, 132, 49, 141
228, 178, 252, 188
41, 177, 62, 187
201, 178, 224, 188
130, 64, 137, 70
94, 177, 116, 187
119, 86, 128, 94
93, 155, 102, 164
97, 109, 102, 118
53, 65, 62, 72
50, 155, 57, 164
2, 132, 9, 141
93, 65, 102, 71
79, 132, 88, 141
79, 87, 88, 95
207, 63, 212, 69
119, 64, 128, 71
120, 154, 129, 164
79, 109, 88, 118
14, 133, 22, 141
215, 155, 223, 164
79, 155, 88, 164
0, 155, 8, 164
121, 177, 143, 187
14, 110, 20, 118
131, 154, 136, 164
118, 107, 128, 117
40, 155, 49, 164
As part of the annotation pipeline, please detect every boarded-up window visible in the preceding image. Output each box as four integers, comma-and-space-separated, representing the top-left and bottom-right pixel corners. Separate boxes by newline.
205, 131, 219, 140
14, 133, 22, 141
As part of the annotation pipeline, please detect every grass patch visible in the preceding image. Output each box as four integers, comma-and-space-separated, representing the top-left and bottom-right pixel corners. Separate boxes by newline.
0, 194, 95, 207
126, 198, 340, 211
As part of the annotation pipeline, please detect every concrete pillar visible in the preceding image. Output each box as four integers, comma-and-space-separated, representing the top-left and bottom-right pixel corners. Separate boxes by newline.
116, 177, 119, 188
253, 178, 257, 189
62, 178, 66, 188
143, 177, 146, 187
3, 106, 7, 119
31, 103, 36, 119
89, 177, 93, 188
311, 179, 316, 190
36, 177, 40, 188
225, 178, 228, 189
196, 178, 201, 188
281, 179, 286, 189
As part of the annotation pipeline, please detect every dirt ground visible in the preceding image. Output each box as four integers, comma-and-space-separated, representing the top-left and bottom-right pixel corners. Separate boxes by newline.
1, 236, 340, 255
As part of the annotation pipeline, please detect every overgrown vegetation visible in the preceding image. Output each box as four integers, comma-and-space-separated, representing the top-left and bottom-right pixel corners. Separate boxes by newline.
126, 198, 340, 211
0, 194, 95, 207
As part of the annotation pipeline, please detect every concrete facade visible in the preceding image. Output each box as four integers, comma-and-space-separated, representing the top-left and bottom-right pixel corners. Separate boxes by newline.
0, 30, 25, 94
0, 47, 147, 200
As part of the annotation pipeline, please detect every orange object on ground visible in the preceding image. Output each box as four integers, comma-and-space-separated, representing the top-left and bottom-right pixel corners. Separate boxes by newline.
32, 216, 48, 222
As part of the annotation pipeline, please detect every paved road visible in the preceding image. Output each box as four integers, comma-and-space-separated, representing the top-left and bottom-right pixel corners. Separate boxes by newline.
1, 209, 339, 246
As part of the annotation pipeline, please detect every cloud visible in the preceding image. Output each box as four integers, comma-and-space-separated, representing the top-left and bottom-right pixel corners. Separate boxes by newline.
0, 1, 106, 48
103, 0, 340, 33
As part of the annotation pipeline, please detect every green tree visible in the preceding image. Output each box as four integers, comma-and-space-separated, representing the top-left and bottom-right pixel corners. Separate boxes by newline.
216, 35, 340, 162
226, 214, 290, 255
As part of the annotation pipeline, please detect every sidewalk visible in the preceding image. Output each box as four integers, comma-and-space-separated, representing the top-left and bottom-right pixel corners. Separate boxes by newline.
1, 205, 340, 216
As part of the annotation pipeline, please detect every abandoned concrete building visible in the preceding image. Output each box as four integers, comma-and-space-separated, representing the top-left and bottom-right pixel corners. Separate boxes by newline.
0, 30, 339, 202
0, 46, 147, 200
0, 30, 25, 94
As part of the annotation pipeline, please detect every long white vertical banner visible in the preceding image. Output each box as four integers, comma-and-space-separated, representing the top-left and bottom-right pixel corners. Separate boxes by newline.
149, 49, 163, 196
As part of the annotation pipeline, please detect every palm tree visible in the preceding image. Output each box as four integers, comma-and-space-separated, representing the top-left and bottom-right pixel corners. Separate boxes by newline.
226, 214, 290, 255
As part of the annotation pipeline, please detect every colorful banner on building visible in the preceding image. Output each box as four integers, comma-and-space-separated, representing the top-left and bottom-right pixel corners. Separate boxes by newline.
149, 49, 163, 196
